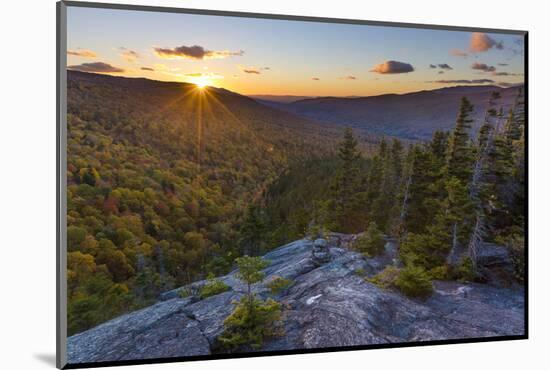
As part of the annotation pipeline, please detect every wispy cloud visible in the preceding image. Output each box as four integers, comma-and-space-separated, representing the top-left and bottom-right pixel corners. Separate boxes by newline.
498, 81, 523, 87
450, 49, 468, 58
119, 47, 139, 62
238, 66, 267, 74
67, 49, 97, 58
68, 62, 124, 73
312, 77, 320, 81
184, 72, 224, 79
154, 44, 244, 60
370, 60, 414, 74
471, 62, 496, 72
470, 32, 503, 52
140, 67, 154, 71
339, 75, 357, 80
432, 78, 495, 84
430, 63, 453, 70
492, 71, 521, 76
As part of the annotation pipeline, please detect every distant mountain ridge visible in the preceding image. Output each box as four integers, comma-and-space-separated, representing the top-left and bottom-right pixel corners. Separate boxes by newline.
248, 95, 318, 104
254, 85, 523, 140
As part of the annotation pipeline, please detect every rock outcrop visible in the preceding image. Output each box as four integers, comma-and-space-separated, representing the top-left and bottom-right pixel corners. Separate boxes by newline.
67, 237, 524, 364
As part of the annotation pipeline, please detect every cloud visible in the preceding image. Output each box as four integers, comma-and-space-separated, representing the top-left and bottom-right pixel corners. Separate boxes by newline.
492, 71, 520, 76
498, 63, 509, 66
471, 62, 496, 72
431, 63, 453, 70
433, 78, 495, 84
470, 32, 503, 52
438, 71, 444, 74
68, 62, 124, 73
339, 76, 357, 80
312, 77, 320, 81
370, 60, 414, 74
262, 67, 271, 70
451, 49, 468, 58
497, 81, 523, 87
239, 66, 262, 74
140, 67, 154, 71
119, 47, 139, 62
67, 49, 97, 58
154, 44, 244, 60
185, 72, 223, 78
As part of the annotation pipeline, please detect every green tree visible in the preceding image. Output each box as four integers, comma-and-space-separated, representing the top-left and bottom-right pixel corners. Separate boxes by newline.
395, 265, 433, 298
219, 255, 281, 350
371, 139, 404, 232
331, 128, 362, 232
235, 256, 269, 308
446, 97, 475, 183
353, 222, 386, 257
239, 205, 267, 256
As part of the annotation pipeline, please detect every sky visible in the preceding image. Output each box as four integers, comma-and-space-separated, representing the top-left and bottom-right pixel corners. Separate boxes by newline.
66, 6, 525, 97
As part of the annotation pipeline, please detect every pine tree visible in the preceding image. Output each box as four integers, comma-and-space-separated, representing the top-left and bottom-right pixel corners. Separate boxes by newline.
331, 128, 362, 232
336, 127, 361, 201
446, 97, 475, 183
239, 205, 267, 256
372, 139, 404, 233
404, 145, 437, 234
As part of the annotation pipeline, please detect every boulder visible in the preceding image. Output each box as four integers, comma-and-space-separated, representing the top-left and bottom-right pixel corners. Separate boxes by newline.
476, 243, 515, 286
311, 238, 331, 266
445, 241, 515, 286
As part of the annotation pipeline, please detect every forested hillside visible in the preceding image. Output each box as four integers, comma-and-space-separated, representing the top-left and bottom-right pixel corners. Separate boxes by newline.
66, 71, 342, 335
259, 85, 522, 140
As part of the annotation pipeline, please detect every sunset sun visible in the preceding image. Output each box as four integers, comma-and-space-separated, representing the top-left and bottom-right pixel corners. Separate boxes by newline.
194, 77, 209, 89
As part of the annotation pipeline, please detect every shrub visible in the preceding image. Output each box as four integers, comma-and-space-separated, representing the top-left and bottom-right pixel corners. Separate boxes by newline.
307, 223, 327, 240
218, 296, 282, 350
452, 257, 476, 282
199, 278, 230, 299
178, 287, 192, 298
267, 276, 292, 295
428, 265, 451, 280
367, 266, 400, 289
506, 234, 525, 283
353, 222, 385, 257
399, 231, 449, 270
354, 267, 366, 277
394, 265, 433, 298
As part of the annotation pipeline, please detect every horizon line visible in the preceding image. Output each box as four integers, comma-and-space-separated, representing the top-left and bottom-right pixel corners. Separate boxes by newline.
66, 69, 524, 100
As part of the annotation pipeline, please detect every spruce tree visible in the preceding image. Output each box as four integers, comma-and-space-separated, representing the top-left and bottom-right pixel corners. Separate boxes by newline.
372, 139, 404, 233
446, 97, 475, 183
331, 128, 362, 232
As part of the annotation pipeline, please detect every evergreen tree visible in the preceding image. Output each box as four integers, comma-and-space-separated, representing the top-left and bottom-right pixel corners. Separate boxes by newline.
239, 205, 267, 256
219, 256, 282, 350
331, 128, 363, 232
446, 97, 475, 183
353, 221, 386, 257
372, 139, 404, 232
